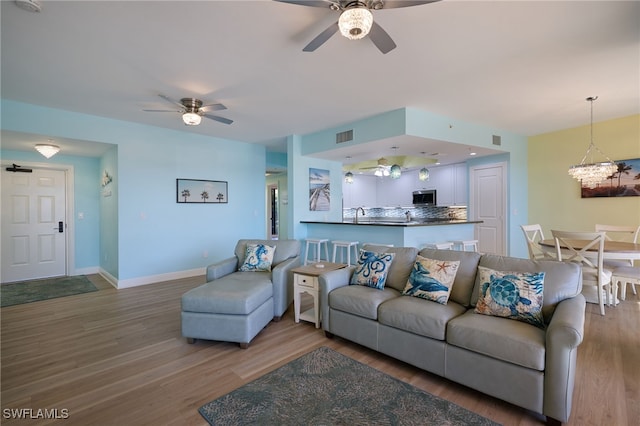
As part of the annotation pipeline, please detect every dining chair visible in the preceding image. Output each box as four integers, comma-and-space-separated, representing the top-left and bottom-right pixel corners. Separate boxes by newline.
551, 230, 613, 316
521, 224, 555, 260
611, 266, 639, 301
594, 224, 640, 268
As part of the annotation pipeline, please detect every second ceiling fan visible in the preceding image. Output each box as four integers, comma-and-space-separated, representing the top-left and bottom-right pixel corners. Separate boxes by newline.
276, 0, 440, 54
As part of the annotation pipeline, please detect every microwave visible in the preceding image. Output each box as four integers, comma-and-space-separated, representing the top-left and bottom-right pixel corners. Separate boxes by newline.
412, 190, 436, 205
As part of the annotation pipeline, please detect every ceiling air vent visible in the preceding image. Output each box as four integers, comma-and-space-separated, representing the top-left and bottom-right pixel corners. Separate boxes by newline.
492, 135, 502, 146
336, 129, 353, 144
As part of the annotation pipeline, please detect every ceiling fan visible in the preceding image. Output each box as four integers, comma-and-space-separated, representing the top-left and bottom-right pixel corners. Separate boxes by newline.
346, 155, 437, 176
275, 0, 440, 54
143, 94, 233, 126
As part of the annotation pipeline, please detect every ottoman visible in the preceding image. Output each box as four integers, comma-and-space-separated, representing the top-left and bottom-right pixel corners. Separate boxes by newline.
181, 272, 275, 348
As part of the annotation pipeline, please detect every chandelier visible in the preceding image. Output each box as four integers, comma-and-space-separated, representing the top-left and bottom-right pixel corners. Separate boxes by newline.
338, 5, 373, 40
567, 96, 617, 188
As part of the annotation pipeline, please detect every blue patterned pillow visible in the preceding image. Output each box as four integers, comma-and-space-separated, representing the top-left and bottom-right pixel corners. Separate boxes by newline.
402, 256, 460, 305
239, 244, 276, 272
350, 250, 395, 290
474, 266, 545, 328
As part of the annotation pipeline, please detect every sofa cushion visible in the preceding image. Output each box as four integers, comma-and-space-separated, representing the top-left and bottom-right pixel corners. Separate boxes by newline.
329, 285, 399, 320
378, 296, 466, 341
474, 266, 545, 329
235, 239, 299, 268
402, 256, 460, 305
472, 254, 582, 321
350, 250, 395, 289
418, 248, 482, 307
447, 310, 546, 371
181, 272, 273, 315
238, 243, 276, 272
364, 245, 420, 292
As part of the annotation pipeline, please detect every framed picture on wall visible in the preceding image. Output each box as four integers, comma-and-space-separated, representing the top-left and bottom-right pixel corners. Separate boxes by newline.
581, 158, 640, 198
309, 168, 330, 211
177, 179, 228, 203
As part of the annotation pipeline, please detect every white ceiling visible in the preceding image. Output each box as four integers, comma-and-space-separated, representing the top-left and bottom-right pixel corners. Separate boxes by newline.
1, 0, 638, 167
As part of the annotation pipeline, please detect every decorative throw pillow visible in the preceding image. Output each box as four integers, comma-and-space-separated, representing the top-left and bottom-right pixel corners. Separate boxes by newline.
350, 250, 395, 290
238, 244, 276, 272
402, 256, 460, 305
474, 266, 545, 328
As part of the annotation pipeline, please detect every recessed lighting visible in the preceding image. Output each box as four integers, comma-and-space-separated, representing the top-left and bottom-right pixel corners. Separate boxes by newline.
469, 152, 477, 156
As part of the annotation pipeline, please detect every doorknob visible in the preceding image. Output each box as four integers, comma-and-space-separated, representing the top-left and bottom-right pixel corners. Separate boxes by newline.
54, 221, 64, 233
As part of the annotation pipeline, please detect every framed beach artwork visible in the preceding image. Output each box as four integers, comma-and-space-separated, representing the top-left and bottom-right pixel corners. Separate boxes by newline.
177, 179, 228, 203
581, 158, 640, 198
309, 168, 330, 211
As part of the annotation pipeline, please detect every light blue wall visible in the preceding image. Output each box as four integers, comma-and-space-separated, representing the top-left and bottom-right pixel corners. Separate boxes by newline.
99, 146, 118, 277
0, 149, 102, 271
2, 100, 267, 282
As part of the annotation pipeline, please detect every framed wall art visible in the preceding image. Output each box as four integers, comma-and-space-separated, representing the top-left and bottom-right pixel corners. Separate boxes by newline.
309, 168, 330, 211
581, 158, 640, 198
177, 179, 228, 203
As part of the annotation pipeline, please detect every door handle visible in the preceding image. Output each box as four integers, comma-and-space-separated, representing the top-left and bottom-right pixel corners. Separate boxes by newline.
54, 221, 64, 233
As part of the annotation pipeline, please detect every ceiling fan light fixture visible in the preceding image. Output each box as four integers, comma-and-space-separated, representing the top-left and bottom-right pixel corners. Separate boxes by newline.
182, 112, 202, 126
35, 144, 60, 159
338, 7, 373, 40
419, 167, 430, 181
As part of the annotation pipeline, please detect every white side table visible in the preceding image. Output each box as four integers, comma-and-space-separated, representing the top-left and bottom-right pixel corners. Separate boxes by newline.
292, 262, 347, 328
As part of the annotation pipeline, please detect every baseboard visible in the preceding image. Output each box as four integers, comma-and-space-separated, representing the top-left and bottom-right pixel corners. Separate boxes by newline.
112, 268, 205, 289
74, 266, 100, 276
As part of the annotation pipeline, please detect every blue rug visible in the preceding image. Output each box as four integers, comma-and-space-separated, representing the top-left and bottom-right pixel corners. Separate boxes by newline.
1, 275, 98, 307
199, 346, 500, 425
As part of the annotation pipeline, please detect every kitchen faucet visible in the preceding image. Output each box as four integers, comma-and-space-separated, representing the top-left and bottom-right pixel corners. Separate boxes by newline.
355, 207, 365, 224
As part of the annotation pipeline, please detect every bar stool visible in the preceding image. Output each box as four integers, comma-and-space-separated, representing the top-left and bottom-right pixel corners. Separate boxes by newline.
332, 240, 359, 266
423, 242, 454, 250
304, 238, 329, 265
452, 240, 479, 252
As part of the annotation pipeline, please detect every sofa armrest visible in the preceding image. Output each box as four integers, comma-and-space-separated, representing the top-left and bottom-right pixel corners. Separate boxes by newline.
543, 293, 586, 423
318, 266, 356, 332
206, 257, 238, 282
271, 256, 302, 317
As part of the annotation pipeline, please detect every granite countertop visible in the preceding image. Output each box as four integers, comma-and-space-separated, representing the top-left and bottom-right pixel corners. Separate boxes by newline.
301, 219, 482, 227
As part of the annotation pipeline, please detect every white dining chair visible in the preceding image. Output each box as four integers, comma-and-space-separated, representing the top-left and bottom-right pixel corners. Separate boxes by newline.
521, 224, 555, 260
594, 224, 640, 268
551, 230, 613, 316
611, 266, 639, 301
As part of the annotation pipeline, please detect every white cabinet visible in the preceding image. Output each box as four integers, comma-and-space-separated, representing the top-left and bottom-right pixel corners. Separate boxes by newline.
453, 163, 468, 206
420, 163, 467, 206
343, 174, 377, 208
377, 170, 415, 206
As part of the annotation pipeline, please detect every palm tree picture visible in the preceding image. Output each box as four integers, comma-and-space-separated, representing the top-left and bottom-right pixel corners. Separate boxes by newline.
581, 158, 640, 198
177, 179, 228, 203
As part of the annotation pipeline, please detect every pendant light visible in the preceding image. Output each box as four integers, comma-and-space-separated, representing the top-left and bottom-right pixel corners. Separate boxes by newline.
419, 167, 430, 181
567, 96, 617, 188
344, 171, 354, 184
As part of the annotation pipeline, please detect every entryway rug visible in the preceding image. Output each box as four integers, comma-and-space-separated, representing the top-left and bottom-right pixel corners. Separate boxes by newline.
1, 275, 98, 307
199, 346, 501, 426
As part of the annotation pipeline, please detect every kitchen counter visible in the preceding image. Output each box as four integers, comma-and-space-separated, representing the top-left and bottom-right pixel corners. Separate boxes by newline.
301, 220, 482, 249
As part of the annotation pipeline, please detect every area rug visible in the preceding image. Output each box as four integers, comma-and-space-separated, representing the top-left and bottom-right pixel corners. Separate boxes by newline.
199, 346, 500, 426
1, 275, 98, 307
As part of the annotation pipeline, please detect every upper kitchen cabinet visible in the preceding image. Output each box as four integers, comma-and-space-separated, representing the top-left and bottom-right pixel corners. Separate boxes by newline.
343, 174, 377, 208
452, 163, 468, 206
425, 163, 467, 206
377, 170, 416, 207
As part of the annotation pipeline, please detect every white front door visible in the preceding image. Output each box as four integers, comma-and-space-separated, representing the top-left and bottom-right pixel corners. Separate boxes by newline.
1, 168, 67, 283
469, 162, 507, 255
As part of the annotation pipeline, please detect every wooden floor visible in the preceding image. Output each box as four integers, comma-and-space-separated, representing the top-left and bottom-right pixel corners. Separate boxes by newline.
1, 274, 638, 426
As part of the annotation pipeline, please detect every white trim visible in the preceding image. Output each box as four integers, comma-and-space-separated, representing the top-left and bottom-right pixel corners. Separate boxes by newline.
98, 268, 118, 289
75, 266, 100, 276
110, 268, 205, 289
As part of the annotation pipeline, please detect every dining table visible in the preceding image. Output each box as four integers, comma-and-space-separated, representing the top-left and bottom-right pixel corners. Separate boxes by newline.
538, 238, 640, 305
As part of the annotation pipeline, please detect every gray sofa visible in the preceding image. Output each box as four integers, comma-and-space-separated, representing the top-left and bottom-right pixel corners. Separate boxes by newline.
319, 244, 586, 425
181, 239, 301, 348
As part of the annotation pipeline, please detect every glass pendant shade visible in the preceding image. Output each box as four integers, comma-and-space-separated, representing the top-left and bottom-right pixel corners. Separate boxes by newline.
338, 7, 373, 40
35, 144, 60, 159
182, 112, 202, 126
567, 97, 616, 188
344, 171, 354, 184
419, 167, 430, 181
390, 164, 401, 179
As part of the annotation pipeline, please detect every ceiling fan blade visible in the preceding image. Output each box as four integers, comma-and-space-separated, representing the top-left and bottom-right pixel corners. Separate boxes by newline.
274, 0, 339, 8
203, 114, 233, 125
303, 21, 339, 52
368, 21, 396, 54
158, 94, 185, 108
379, 0, 441, 9
201, 103, 227, 112
142, 109, 182, 112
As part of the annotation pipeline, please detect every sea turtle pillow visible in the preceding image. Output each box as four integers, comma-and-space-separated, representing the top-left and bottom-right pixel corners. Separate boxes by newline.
239, 244, 276, 272
402, 256, 460, 305
474, 266, 545, 328
350, 250, 395, 290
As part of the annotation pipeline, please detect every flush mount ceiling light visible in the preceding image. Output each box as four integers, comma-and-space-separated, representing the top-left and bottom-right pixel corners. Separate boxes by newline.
338, 4, 373, 40
344, 171, 354, 184
182, 111, 202, 126
567, 96, 617, 188
35, 143, 60, 159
